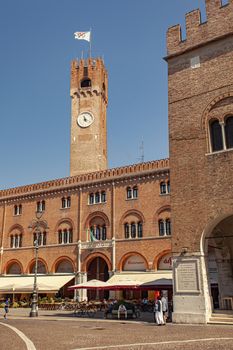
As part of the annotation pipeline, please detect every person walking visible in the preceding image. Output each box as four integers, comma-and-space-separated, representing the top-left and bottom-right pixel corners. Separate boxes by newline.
4, 298, 10, 319
154, 296, 164, 326
161, 293, 168, 324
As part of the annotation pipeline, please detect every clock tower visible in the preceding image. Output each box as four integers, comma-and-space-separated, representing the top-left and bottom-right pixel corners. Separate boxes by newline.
70, 58, 108, 176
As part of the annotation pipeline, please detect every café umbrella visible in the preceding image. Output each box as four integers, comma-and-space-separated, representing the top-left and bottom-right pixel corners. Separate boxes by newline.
68, 279, 111, 290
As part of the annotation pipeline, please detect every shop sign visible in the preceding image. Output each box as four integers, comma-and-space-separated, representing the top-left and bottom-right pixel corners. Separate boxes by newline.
158, 253, 172, 270
123, 255, 146, 271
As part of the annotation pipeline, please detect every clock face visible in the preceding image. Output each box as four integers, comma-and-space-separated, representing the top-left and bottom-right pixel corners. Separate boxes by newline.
77, 112, 94, 128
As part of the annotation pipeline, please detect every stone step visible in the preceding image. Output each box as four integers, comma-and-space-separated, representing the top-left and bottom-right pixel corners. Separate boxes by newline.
211, 312, 233, 319
209, 312, 233, 325
208, 319, 233, 325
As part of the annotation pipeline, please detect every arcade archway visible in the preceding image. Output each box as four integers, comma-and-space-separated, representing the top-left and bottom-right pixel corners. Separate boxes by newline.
204, 215, 233, 310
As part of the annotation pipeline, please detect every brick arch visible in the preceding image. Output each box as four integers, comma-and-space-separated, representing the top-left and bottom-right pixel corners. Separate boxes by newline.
118, 252, 149, 272
119, 209, 145, 227
4, 259, 24, 274
51, 256, 75, 273
26, 258, 48, 274
8, 224, 24, 235
152, 250, 172, 271
82, 252, 112, 272
201, 92, 233, 129
83, 211, 110, 230
55, 218, 75, 232
200, 211, 233, 255
201, 92, 233, 151
154, 206, 171, 225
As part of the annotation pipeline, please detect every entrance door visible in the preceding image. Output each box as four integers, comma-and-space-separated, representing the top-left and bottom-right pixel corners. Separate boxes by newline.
87, 257, 109, 300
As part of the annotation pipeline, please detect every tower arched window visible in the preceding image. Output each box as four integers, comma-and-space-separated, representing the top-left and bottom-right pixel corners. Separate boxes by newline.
225, 116, 233, 149
81, 78, 91, 88
210, 120, 223, 152
167, 181, 170, 194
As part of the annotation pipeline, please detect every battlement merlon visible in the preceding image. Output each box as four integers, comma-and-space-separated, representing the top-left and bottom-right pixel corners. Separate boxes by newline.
70, 57, 108, 87
166, 0, 233, 58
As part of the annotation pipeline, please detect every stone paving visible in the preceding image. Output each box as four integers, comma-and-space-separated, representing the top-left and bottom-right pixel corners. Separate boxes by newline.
0, 308, 233, 350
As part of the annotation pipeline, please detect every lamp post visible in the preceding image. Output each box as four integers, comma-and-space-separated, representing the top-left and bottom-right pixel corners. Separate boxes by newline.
29, 210, 48, 317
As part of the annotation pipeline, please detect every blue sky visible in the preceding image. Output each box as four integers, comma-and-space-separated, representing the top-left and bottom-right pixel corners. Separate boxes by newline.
0, 0, 210, 189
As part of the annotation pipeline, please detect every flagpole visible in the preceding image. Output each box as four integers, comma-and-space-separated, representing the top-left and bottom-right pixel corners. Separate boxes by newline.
89, 28, 92, 58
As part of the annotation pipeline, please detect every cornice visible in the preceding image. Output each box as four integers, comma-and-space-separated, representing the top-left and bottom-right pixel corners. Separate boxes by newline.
0, 159, 170, 203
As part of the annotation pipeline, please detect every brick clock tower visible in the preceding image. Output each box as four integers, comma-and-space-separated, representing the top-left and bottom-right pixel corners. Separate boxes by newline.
70, 58, 108, 176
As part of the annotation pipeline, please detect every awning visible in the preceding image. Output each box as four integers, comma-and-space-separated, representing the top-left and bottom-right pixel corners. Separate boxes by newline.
68, 279, 110, 290
107, 272, 172, 290
0, 275, 74, 293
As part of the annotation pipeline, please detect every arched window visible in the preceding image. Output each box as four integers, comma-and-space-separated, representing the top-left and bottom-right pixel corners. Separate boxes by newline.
89, 193, 94, 204
61, 196, 71, 209
225, 116, 233, 149
210, 120, 223, 152
165, 219, 171, 235
7, 262, 22, 274
14, 204, 22, 216
58, 228, 73, 244
124, 223, 130, 238
127, 187, 132, 199
131, 223, 136, 238
133, 186, 138, 198
101, 191, 106, 203
33, 231, 46, 246
81, 78, 91, 88
167, 181, 170, 193
10, 234, 22, 248
102, 225, 107, 240
37, 200, 45, 212
160, 182, 167, 194
138, 222, 143, 238
159, 219, 165, 236
95, 192, 100, 203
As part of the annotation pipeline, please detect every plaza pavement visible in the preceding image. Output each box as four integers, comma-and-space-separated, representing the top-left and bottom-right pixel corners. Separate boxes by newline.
0, 308, 233, 350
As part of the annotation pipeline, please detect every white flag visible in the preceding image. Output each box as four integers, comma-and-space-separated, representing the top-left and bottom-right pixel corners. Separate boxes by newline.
74, 31, 91, 42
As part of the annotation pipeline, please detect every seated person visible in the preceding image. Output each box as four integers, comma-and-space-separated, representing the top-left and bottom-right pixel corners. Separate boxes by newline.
118, 303, 127, 319
104, 302, 113, 318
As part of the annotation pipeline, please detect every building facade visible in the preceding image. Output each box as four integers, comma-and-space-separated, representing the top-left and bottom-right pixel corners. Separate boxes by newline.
0, 57, 172, 302
167, 0, 233, 323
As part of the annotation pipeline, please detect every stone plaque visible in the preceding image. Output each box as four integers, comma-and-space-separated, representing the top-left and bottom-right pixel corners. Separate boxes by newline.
175, 260, 200, 293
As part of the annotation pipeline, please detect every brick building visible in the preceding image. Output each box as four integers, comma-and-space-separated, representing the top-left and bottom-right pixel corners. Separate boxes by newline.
1, 0, 232, 324
167, 0, 233, 323
0, 57, 172, 303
